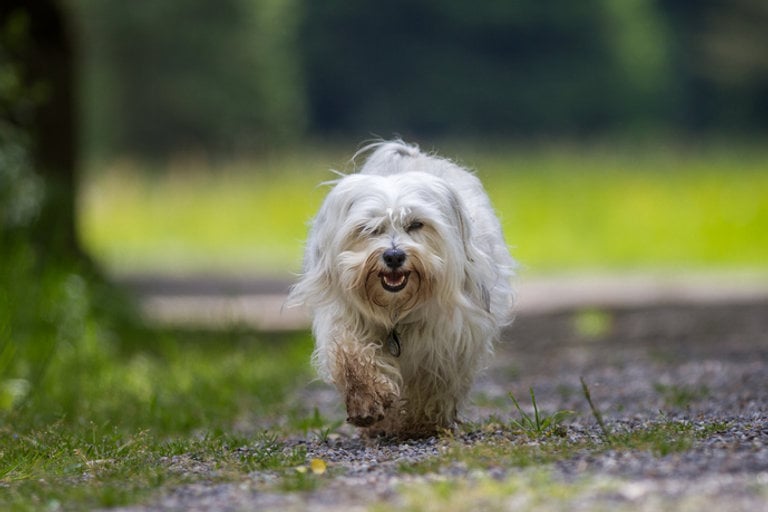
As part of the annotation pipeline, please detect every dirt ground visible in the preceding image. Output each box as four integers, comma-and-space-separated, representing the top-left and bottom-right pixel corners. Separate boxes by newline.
114, 296, 768, 511
489, 300, 768, 421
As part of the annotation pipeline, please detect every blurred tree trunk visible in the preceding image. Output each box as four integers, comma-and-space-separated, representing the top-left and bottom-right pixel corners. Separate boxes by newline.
1, 0, 81, 259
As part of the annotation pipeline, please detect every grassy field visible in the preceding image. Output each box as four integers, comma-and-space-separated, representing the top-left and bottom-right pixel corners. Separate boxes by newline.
1, 317, 319, 509
79, 143, 768, 276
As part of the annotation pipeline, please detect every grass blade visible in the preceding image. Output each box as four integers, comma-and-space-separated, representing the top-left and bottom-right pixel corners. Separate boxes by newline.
580, 376, 611, 441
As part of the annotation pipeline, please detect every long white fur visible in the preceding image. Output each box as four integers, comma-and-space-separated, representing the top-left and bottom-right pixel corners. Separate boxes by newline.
289, 140, 515, 435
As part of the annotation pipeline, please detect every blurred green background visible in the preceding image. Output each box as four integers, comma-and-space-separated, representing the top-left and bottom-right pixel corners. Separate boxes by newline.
1, 2, 768, 505
65, 0, 768, 277
6, 0, 768, 278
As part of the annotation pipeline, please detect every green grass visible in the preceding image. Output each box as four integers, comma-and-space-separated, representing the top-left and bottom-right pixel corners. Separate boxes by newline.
400, 416, 727, 481
79, 143, 768, 275
0, 324, 317, 510
79, 151, 339, 275
653, 382, 711, 409
508, 388, 573, 438
385, 471, 596, 512
1, 425, 312, 509
390, 377, 735, 510
404, 383, 721, 479
0, 231, 318, 509
388, 417, 730, 512
472, 144, 768, 272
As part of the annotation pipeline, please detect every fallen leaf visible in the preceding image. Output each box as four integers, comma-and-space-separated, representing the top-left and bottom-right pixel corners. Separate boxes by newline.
309, 458, 326, 475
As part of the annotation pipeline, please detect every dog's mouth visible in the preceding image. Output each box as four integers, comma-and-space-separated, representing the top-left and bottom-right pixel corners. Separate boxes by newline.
379, 270, 410, 293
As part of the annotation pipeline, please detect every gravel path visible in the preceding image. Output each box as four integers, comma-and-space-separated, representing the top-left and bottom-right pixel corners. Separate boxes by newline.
114, 299, 768, 511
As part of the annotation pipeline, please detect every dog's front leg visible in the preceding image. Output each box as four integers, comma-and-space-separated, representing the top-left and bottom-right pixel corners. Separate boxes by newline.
330, 340, 400, 428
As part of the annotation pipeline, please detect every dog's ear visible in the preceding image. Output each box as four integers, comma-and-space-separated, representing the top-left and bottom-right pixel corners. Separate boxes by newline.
446, 189, 474, 262
447, 188, 495, 315
287, 191, 338, 308
292, 174, 368, 306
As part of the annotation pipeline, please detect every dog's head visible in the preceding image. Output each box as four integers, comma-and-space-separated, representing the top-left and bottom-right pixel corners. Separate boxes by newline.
294, 171, 474, 326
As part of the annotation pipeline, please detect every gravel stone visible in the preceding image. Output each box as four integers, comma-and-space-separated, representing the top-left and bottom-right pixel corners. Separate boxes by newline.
111, 300, 768, 511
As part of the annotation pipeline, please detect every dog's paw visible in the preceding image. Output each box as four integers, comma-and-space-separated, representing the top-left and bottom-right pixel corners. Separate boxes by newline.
345, 386, 396, 427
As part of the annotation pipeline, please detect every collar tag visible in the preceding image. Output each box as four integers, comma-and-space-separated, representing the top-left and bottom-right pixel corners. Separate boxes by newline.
386, 330, 401, 357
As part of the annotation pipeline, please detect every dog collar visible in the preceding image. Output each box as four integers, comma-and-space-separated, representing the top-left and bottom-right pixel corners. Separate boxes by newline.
386, 329, 401, 357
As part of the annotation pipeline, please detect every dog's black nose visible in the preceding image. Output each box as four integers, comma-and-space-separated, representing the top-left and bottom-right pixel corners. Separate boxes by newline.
382, 248, 406, 269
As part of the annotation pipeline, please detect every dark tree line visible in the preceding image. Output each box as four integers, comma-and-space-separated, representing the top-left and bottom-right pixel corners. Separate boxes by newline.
4, 0, 768, 167
68, 0, 768, 159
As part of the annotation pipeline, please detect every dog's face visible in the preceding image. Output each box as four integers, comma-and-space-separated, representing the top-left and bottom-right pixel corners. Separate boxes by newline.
307, 172, 471, 325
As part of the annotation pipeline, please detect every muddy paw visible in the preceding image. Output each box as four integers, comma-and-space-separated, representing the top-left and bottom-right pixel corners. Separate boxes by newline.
345, 388, 396, 427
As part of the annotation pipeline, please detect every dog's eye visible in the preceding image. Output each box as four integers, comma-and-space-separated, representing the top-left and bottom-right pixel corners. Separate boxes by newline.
406, 220, 424, 233
356, 224, 383, 237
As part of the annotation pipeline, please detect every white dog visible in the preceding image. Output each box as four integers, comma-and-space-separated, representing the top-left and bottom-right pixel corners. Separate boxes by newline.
289, 141, 514, 436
